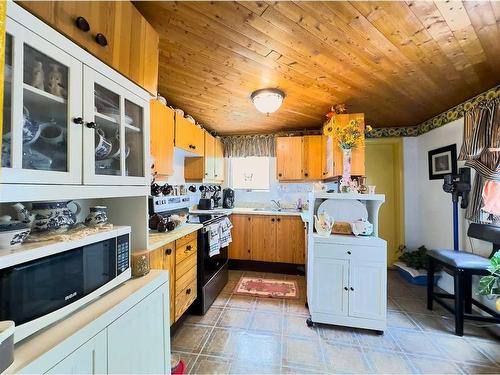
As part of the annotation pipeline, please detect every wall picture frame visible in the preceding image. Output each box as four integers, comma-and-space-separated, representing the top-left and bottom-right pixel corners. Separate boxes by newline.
428, 144, 457, 180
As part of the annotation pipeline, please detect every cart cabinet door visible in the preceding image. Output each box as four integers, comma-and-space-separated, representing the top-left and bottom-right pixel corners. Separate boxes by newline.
107, 287, 169, 374
348, 260, 386, 320
311, 257, 349, 316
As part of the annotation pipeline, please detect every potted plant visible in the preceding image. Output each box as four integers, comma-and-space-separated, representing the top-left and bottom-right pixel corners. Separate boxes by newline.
479, 250, 500, 312
394, 245, 441, 286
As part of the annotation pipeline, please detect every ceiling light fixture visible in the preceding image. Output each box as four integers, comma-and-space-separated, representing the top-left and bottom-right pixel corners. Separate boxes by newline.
251, 88, 285, 115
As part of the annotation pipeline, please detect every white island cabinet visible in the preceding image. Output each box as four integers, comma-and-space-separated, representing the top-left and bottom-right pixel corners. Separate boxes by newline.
306, 192, 387, 333
9, 271, 170, 375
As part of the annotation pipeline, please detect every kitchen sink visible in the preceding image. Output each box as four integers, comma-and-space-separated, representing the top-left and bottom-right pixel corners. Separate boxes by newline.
252, 207, 301, 213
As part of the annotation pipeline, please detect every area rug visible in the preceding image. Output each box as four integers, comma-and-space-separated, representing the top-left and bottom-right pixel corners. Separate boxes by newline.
234, 277, 299, 299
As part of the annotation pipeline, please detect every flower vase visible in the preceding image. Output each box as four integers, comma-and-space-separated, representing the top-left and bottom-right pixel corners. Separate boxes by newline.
340, 148, 352, 193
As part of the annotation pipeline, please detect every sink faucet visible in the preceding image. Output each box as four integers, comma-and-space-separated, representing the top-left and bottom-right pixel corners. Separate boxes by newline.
271, 200, 281, 209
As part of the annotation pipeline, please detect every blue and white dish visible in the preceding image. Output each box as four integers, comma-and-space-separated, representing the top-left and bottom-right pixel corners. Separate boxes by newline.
95, 128, 112, 160
22, 107, 41, 145
0, 228, 31, 249
12, 201, 81, 232
85, 206, 108, 227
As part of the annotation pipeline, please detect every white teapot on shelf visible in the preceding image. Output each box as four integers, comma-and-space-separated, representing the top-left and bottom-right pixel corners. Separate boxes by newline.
314, 212, 334, 237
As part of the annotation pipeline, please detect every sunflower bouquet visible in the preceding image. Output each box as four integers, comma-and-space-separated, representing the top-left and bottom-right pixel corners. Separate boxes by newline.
325, 119, 366, 150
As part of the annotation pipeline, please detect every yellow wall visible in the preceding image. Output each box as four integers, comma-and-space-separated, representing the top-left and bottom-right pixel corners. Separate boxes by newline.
365, 138, 405, 266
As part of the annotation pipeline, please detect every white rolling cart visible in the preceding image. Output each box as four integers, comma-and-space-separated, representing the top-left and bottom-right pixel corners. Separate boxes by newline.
305, 192, 387, 333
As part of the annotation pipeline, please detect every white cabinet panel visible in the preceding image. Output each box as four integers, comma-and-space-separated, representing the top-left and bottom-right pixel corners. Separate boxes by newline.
349, 261, 386, 320
312, 257, 349, 316
46, 330, 107, 375
107, 287, 168, 374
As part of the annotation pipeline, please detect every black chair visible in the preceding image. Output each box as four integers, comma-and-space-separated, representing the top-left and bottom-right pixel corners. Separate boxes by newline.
427, 223, 500, 336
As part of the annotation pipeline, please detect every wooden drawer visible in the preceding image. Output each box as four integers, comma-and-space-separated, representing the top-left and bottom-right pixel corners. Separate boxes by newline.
176, 253, 197, 280
176, 239, 197, 264
315, 243, 386, 262
176, 265, 197, 294
175, 278, 197, 320
176, 231, 197, 247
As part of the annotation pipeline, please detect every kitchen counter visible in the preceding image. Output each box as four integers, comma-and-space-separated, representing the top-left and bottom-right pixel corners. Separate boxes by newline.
189, 207, 309, 222
8, 270, 169, 374
148, 223, 202, 251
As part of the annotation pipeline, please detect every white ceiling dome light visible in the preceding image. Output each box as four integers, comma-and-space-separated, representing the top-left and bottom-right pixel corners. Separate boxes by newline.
251, 88, 285, 115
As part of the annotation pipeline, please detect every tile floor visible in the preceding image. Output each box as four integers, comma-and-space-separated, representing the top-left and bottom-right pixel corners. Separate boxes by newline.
172, 270, 500, 374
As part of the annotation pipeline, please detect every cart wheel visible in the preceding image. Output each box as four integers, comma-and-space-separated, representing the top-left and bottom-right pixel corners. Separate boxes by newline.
375, 330, 384, 335
306, 317, 314, 327
305, 302, 309, 308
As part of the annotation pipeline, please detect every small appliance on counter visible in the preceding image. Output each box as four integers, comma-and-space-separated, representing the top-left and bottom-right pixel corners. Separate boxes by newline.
223, 188, 235, 208
198, 198, 214, 210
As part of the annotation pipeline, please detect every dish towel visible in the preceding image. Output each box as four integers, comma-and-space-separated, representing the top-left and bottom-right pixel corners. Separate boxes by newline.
219, 217, 233, 248
208, 223, 221, 257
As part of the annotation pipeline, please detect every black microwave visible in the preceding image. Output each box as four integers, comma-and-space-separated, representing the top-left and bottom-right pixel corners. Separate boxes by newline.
0, 231, 130, 342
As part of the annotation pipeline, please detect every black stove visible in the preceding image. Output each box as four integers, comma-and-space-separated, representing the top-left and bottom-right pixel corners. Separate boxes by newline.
187, 214, 225, 225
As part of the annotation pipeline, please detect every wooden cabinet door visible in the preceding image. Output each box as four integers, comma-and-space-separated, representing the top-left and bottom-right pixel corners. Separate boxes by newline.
47, 330, 107, 374
107, 287, 167, 374
321, 135, 334, 179
149, 243, 175, 325
276, 216, 306, 264
348, 261, 386, 320
204, 132, 215, 181
150, 100, 174, 176
228, 215, 251, 260
311, 258, 349, 316
331, 113, 365, 177
250, 215, 277, 262
214, 138, 224, 182
175, 116, 204, 156
276, 137, 303, 181
303, 135, 323, 180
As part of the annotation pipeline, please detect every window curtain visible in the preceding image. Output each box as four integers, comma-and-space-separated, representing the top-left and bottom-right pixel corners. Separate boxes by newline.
458, 98, 500, 222
221, 134, 275, 157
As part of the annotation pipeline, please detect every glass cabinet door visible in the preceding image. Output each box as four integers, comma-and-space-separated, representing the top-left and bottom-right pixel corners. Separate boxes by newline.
1, 19, 82, 184
83, 66, 148, 185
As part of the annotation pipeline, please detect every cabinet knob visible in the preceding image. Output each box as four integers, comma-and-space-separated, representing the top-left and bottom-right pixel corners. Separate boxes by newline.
75, 16, 90, 32
205, 173, 209, 176
344, 287, 348, 291
277, 218, 281, 222
271, 218, 275, 222
215, 174, 218, 177
304, 173, 308, 177
186, 288, 191, 295
165, 248, 172, 255
73, 117, 84, 125
248, 250, 250, 253
248, 218, 251, 221
95, 33, 108, 47
323, 172, 327, 175
278, 173, 282, 177
347, 250, 352, 255
350, 287, 354, 291
186, 245, 192, 251
86, 122, 96, 129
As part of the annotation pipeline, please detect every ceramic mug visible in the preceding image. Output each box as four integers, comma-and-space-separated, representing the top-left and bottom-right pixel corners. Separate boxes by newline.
84, 206, 108, 227
95, 129, 112, 160
39, 122, 65, 145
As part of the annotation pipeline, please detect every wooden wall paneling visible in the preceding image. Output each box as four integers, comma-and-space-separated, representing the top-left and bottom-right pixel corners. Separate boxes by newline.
250, 215, 277, 262
135, 1, 500, 134
228, 215, 251, 260
302, 135, 323, 180
150, 100, 174, 176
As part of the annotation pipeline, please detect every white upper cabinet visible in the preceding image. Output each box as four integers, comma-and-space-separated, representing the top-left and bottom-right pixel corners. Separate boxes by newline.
2, 7, 149, 188
2, 19, 83, 184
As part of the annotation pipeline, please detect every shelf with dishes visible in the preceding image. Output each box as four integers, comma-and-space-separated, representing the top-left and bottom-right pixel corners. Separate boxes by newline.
94, 112, 141, 133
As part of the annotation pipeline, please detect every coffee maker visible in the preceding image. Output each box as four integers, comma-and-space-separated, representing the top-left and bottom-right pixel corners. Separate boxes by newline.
222, 188, 235, 208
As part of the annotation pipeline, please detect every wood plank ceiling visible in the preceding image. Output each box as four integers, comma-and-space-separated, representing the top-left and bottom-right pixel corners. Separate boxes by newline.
135, 1, 500, 135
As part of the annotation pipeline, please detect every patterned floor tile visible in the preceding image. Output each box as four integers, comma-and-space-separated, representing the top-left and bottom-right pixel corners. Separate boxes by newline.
459, 363, 500, 374
387, 311, 420, 329
227, 294, 256, 310
322, 341, 372, 373
285, 299, 310, 316
190, 355, 232, 374
391, 329, 443, 357
250, 311, 283, 334
282, 336, 325, 370
284, 314, 320, 339
232, 330, 282, 365
216, 308, 253, 329
201, 327, 237, 358
212, 292, 231, 307
185, 306, 224, 327
319, 325, 358, 345
411, 313, 455, 334
407, 354, 461, 374
254, 297, 284, 312
172, 324, 212, 353
356, 329, 400, 351
364, 349, 417, 374
172, 352, 198, 374
429, 333, 495, 365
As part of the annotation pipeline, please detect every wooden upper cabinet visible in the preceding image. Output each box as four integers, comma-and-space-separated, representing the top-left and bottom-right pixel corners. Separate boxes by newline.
150, 100, 174, 176
330, 113, 366, 177
276, 216, 306, 264
276, 137, 303, 181
228, 214, 251, 260
321, 135, 334, 179
250, 215, 277, 262
18, 1, 159, 95
204, 132, 215, 182
303, 135, 322, 180
214, 138, 224, 183
175, 115, 204, 156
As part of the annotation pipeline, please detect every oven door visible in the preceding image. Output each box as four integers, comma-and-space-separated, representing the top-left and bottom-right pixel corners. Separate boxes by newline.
200, 228, 228, 285
0, 238, 117, 326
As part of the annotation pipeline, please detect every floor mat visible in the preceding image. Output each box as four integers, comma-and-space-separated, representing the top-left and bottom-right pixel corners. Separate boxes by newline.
234, 276, 299, 299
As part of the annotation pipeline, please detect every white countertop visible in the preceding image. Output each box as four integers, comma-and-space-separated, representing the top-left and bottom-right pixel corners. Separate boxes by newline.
189, 207, 309, 223
147, 223, 202, 251
8, 270, 169, 374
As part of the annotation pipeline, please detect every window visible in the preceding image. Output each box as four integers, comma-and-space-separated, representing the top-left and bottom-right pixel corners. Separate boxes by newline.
230, 156, 270, 191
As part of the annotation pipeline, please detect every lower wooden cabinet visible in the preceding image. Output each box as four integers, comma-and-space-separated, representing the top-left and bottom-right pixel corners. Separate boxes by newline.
229, 214, 305, 264
149, 232, 198, 325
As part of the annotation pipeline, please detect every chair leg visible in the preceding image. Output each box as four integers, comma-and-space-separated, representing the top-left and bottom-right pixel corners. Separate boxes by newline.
454, 270, 464, 336
464, 272, 472, 314
427, 257, 435, 311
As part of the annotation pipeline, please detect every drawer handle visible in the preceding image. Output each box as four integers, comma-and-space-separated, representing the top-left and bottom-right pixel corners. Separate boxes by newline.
75, 16, 90, 32
165, 248, 172, 255
95, 33, 108, 47
186, 288, 191, 295
347, 251, 352, 255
